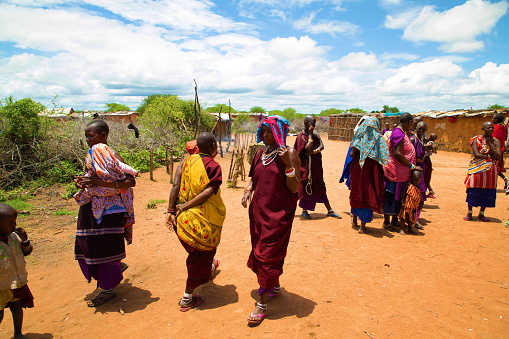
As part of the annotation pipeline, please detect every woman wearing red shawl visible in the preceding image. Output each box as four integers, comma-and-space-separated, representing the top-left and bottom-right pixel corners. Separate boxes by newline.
464, 121, 501, 222
241, 115, 301, 325
382, 113, 422, 229
492, 113, 508, 188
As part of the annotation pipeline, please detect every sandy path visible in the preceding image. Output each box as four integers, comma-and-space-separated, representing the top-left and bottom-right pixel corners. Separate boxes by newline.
1, 136, 508, 338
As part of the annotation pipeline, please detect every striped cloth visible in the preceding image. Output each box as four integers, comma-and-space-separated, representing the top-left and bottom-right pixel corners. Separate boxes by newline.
399, 184, 421, 223
465, 135, 498, 189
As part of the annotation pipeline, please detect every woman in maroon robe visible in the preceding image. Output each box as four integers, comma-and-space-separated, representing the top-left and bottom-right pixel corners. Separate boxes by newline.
241, 115, 301, 325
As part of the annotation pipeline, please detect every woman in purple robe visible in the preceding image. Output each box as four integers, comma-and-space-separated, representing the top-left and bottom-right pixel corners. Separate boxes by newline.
410, 121, 428, 228
241, 115, 301, 325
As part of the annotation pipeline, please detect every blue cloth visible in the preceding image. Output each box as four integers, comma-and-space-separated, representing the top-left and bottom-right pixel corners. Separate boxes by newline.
256, 115, 290, 148
339, 146, 353, 189
383, 180, 401, 215
351, 208, 374, 223
466, 188, 496, 208
350, 116, 389, 167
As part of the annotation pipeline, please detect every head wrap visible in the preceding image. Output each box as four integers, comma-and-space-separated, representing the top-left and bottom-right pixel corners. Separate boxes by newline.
256, 115, 290, 148
185, 140, 199, 155
350, 116, 389, 168
354, 115, 370, 133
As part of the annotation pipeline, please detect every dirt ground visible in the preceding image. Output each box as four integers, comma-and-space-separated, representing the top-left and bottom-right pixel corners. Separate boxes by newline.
1, 136, 509, 339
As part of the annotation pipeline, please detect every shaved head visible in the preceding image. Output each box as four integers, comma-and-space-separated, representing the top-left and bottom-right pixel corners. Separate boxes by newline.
197, 132, 217, 154
0, 203, 16, 217
400, 113, 413, 124
304, 116, 316, 124
86, 119, 109, 134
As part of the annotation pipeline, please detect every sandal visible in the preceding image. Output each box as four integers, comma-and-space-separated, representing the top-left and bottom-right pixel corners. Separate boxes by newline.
426, 193, 436, 198
477, 215, 490, 222
179, 295, 204, 312
210, 259, 220, 280
414, 223, 424, 230
301, 212, 311, 219
247, 302, 267, 325
87, 290, 117, 307
463, 215, 472, 221
327, 211, 342, 219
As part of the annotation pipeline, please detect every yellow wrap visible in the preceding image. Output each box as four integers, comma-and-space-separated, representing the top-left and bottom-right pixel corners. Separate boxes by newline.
177, 154, 226, 252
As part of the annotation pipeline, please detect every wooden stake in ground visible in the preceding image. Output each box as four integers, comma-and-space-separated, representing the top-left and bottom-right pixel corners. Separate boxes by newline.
149, 148, 154, 181
218, 108, 223, 157
169, 148, 174, 184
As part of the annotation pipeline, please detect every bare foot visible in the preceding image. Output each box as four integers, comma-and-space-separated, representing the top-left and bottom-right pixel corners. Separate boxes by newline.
358, 225, 370, 234
247, 303, 267, 325
399, 229, 406, 235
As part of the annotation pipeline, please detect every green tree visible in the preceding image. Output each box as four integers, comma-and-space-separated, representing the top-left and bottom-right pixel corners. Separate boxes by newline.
488, 104, 507, 110
268, 109, 283, 116
319, 108, 344, 116
281, 107, 297, 121
104, 103, 130, 112
345, 107, 366, 113
205, 104, 237, 113
136, 94, 173, 115
381, 105, 399, 113
249, 106, 265, 113
0, 96, 44, 143
231, 113, 255, 134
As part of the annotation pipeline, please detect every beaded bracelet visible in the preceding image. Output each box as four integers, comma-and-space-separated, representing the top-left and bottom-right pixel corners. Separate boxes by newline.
167, 208, 176, 214
285, 167, 296, 177
410, 164, 415, 170
178, 204, 183, 212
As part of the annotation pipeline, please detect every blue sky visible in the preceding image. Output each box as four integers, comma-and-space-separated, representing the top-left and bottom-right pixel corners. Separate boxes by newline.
0, 0, 508, 113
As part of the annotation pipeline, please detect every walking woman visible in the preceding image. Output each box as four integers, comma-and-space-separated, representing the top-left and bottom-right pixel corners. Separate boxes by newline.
241, 115, 301, 325
349, 116, 389, 233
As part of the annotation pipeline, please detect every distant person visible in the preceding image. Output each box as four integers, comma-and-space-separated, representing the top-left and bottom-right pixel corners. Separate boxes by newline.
464, 121, 501, 222
166, 132, 225, 311
424, 133, 438, 198
0, 203, 34, 339
74, 120, 136, 307
492, 113, 508, 189
294, 116, 340, 219
348, 116, 389, 233
382, 122, 391, 135
383, 113, 422, 230
241, 115, 301, 325
398, 170, 423, 235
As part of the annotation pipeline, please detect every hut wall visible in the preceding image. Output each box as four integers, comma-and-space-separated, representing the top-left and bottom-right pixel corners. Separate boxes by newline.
328, 115, 399, 141
423, 112, 509, 153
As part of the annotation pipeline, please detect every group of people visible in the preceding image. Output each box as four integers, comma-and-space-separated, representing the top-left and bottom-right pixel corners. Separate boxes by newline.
341, 113, 440, 235
1, 112, 506, 336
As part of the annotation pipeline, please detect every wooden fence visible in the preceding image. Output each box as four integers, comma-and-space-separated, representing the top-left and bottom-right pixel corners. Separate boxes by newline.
328, 114, 399, 141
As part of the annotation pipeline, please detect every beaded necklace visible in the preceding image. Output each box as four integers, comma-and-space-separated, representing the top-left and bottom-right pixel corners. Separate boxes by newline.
262, 146, 278, 166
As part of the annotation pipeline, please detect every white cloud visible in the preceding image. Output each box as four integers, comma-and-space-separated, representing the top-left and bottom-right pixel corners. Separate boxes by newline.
293, 12, 359, 36
270, 9, 287, 21
381, 52, 419, 61
353, 41, 365, 47
335, 52, 379, 70
385, 0, 509, 53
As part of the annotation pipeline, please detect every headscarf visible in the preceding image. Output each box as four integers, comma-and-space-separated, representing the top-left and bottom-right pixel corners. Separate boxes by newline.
256, 115, 290, 148
354, 115, 370, 133
350, 116, 389, 168
185, 139, 199, 155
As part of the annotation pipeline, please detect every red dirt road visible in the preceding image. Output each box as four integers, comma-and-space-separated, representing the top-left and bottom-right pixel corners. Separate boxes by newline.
2, 137, 508, 338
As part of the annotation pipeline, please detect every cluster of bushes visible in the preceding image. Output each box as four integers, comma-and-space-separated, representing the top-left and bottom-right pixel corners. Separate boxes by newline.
0, 94, 215, 193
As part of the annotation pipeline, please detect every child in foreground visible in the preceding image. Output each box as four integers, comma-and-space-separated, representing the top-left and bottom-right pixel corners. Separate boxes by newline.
399, 170, 423, 235
0, 203, 34, 339
166, 132, 226, 311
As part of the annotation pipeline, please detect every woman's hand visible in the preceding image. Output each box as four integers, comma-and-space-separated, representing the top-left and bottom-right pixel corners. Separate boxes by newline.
80, 174, 104, 188
414, 165, 423, 172
241, 191, 252, 208
74, 176, 84, 190
165, 213, 176, 231
278, 146, 292, 167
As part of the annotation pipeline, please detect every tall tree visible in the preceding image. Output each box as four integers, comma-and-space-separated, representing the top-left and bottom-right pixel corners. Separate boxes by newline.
104, 103, 130, 112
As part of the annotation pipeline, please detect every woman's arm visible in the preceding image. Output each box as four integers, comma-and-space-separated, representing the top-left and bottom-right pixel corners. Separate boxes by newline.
241, 179, 254, 208
81, 175, 136, 188
350, 147, 359, 159
394, 140, 423, 172
471, 139, 489, 160
280, 146, 301, 193
491, 138, 502, 161
166, 161, 184, 228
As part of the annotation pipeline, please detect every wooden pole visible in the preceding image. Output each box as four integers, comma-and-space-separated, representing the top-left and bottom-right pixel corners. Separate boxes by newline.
218, 108, 223, 157
149, 148, 154, 181
169, 148, 174, 184
165, 147, 169, 174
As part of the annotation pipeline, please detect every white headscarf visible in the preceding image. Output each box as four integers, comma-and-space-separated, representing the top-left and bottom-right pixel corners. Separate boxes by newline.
353, 115, 371, 133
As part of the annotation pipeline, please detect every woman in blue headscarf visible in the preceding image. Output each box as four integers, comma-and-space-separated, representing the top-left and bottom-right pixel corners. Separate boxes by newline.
349, 116, 389, 233
241, 115, 301, 325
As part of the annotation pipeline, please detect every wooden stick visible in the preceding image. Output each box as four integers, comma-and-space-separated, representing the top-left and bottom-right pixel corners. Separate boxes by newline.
169, 148, 174, 184
149, 148, 154, 181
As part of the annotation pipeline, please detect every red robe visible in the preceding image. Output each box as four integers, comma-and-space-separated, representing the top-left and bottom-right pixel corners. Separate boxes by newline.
293, 131, 326, 199
493, 124, 507, 173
